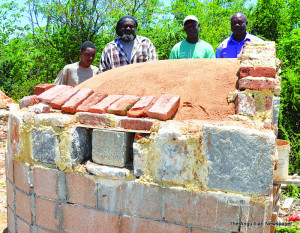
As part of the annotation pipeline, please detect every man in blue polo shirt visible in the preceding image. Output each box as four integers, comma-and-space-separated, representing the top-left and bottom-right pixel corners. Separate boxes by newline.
216, 13, 263, 58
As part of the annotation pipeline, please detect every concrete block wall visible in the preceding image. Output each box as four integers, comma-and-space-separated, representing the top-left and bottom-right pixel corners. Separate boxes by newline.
6, 159, 273, 233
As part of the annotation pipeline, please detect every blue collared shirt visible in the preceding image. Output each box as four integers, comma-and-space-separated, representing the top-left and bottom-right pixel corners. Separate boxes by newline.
216, 33, 264, 58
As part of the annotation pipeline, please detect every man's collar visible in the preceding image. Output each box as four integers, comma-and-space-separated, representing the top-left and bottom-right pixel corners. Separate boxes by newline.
229, 32, 250, 43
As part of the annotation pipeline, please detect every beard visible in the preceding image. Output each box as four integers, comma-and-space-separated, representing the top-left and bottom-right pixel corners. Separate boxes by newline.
119, 31, 136, 41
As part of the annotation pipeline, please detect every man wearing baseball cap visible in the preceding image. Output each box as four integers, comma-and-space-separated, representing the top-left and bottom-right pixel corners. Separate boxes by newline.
169, 15, 215, 59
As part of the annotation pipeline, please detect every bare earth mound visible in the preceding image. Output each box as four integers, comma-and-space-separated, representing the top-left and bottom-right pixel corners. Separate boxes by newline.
78, 59, 240, 121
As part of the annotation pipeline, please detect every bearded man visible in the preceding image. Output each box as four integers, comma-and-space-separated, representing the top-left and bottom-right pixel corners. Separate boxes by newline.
99, 16, 158, 72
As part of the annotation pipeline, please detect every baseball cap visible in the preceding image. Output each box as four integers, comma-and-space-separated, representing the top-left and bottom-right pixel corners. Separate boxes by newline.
183, 15, 199, 25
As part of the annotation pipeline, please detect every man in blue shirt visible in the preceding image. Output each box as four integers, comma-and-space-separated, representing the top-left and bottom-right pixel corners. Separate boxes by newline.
216, 13, 263, 58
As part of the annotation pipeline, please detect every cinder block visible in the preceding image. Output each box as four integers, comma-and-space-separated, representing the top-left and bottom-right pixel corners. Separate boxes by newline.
28, 102, 51, 113
120, 215, 189, 233
240, 197, 273, 233
16, 217, 31, 233
37, 85, 72, 103
235, 93, 256, 116
202, 124, 275, 195
14, 160, 31, 193
272, 96, 280, 127
15, 188, 32, 224
32, 128, 59, 164
239, 67, 276, 78
33, 166, 65, 200
6, 180, 15, 211
35, 197, 60, 231
77, 112, 110, 127
65, 172, 96, 208
164, 187, 246, 231
238, 78, 275, 91
50, 87, 80, 109
107, 95, 140, 116
127, 96, 158, 117
89, 95, 122, 114
34, 84, 56, 95
119, 117, 156, 131
35, 113, 75, 127
71, 127, 92, 164
61, 88, 94, 114
76, 92, 108, 112
18, 95, 39, 109
61, 203, 119, 233
7, 207, 16, 233
92, 129, 134, 167
86, 161, 130, 180
146, 94, 180, 120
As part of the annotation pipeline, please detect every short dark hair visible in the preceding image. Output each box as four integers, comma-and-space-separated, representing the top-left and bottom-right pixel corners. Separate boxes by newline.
116, 16, 138, 36
80, 41, 96, 52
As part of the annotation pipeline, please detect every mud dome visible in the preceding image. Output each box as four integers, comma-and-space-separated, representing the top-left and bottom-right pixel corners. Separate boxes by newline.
79, 58, 240, 121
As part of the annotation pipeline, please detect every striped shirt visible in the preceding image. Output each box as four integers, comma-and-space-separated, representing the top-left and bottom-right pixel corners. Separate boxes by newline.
99, 36, 158, 72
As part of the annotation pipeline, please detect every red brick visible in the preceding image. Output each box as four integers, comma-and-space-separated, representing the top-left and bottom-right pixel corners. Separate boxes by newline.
62, 203, 119, 233
127, 96, 158, 117
77, 112, 110, 127
66, 173, 96, 207
50, 87, 80, 109
146, 94, 180, 120
37, 228, 55, 233
34, 84, 56, 95
36, 197, 60, 231
6, 180, 14, 210
14, 160, 30, 193
7, 207, 16, 233
61, 88, 94, 114
238, 78, 275, 91
18, 95, 40, 109
37, 85, 72, 103
6, 153, 14, 182
119, 117, 155, 131
89, 95, 122, 113
108, 95, 140, 115
76, 92, 108, 112
235, 93, 256, 116
33, 167, 60, 200
16, 217, 31, 233
121, 215, 189, 233
164, 188, 241, 232
240, 197, 273, 233
15, 189, 32, 224
239, 67, 276, 78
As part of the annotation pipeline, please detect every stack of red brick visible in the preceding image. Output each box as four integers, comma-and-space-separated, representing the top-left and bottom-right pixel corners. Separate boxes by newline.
18, 84, 180, 121
235, 41, 281, 118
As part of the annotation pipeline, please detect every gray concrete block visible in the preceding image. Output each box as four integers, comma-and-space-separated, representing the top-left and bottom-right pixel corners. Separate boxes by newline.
71, 127, 92, 164
32, 129, 59, 164
272, 96, 280, 126
86, 161, 130, 179
202, 124, 276, 195
92, 129, 134, 167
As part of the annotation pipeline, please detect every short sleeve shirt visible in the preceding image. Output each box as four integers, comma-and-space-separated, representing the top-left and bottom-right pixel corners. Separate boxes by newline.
169, 40, 215, 59
54, 62, 99, 86
216, 33, 264, 58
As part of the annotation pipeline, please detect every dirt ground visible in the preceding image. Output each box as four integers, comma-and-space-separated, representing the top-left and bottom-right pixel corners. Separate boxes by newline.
0, 118, 7, 231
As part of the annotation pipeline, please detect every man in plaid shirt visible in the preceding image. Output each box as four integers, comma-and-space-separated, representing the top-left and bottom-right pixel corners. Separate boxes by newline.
99, 16, 158, 72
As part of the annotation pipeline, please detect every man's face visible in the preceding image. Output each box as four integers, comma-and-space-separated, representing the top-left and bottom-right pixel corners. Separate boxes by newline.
184, 20, 200, 38
231, 14, 247, 35
79, 47, 96, 68
119, 18, 137, 42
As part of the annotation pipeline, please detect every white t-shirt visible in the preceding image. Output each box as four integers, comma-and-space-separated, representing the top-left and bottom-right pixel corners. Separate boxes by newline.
54, 62, 99, 86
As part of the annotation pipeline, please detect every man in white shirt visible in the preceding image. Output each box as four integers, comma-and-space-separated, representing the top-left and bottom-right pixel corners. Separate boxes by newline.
54, 41, 99, 86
